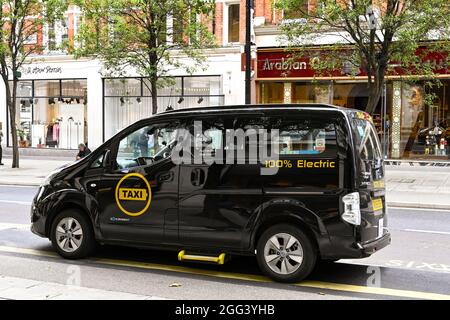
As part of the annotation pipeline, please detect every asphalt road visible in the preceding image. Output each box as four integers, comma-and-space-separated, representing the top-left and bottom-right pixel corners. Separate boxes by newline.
1, 185, 450, 300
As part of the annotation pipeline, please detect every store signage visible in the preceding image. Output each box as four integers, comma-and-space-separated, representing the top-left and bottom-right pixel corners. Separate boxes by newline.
257, 47, 449, 79
20, 65, 63, 75
261, 57, 308, 72
256, 51, 346, 78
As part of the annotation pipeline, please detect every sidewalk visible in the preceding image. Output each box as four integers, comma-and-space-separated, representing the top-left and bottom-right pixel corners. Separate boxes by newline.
0, 275, 166, 300
1, 157, 450, 210
385, 165, 450, 210
0, 157, 73, 186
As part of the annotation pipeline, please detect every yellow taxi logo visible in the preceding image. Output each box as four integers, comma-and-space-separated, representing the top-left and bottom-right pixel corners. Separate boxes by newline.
115, 173, 152, 217
118, 188, 148, 201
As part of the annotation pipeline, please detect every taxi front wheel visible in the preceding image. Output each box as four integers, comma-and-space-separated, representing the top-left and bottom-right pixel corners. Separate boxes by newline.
256, 224, 317, 283
50, 210, 96, 259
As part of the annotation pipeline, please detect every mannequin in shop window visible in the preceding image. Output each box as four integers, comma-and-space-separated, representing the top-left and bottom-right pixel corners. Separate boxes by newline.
76, 143, 91, 160
46, 120, 60, 148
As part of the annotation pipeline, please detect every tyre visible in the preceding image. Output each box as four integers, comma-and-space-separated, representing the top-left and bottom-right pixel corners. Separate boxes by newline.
256, 224, 317, 283
50, 210, 96, 259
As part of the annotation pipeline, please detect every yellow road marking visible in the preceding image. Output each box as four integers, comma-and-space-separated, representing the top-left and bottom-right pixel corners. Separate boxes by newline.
0, 245, 58, 258
0, 245, 449, 300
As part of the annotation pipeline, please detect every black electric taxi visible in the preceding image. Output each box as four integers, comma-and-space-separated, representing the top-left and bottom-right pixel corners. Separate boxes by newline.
31, 104, 391, 282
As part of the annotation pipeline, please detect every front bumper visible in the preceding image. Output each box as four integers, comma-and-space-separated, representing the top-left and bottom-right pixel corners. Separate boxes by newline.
359, 232, 391, 257
30, 197, 47, 238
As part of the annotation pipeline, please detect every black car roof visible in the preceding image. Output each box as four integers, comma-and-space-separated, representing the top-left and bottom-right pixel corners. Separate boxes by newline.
154, 103, 360, 119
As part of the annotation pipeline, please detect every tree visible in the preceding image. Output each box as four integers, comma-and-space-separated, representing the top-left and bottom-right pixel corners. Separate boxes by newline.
0, 0, 66, 168
278, 0, 450, 114
75, 0, 216, 114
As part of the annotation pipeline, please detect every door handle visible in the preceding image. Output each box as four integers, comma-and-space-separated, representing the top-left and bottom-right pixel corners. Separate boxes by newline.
191, 168, 205, 186
158, 171, 174, 182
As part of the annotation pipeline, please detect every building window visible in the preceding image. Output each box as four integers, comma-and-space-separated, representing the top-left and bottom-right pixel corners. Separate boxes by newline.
103, 76, 225, 140
7, 79, 88, 149
228, 3, 240, 43
396, 81, 450, 160
283, 0, 308, 20
45, 18, 69, 53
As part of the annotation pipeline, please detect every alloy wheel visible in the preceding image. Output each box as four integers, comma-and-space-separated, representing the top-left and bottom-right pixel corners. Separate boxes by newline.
263, 232, 304, 275
55, 217, 83, 253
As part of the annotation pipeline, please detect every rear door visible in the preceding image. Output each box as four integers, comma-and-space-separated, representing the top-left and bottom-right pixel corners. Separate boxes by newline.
351, 114, 387, 243
178, 114, 264, 250
261, 110, 347, 228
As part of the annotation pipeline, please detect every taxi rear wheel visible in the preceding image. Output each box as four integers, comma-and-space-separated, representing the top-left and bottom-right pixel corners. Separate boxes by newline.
256, 224, 317, 283
50, 210, 96, 259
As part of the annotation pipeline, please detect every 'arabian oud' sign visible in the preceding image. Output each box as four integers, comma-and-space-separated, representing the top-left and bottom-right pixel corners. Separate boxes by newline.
257, 47, 449, 79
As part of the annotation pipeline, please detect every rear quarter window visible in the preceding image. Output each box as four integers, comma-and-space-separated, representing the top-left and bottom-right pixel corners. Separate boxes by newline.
352, 119, 382, 161
263, 116, 340, 189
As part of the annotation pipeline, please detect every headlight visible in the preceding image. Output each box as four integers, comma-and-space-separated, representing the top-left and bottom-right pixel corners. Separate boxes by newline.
341, 192, 361, 225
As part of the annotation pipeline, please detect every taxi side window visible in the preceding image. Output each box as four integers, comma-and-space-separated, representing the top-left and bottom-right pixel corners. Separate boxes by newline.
269, 117, 337, 159
116, 122, 182, 169
90, 153, 105, 169
278, 123, 334, 156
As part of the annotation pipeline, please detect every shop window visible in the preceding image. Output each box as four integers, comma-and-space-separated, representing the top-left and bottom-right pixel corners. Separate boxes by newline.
104, 76, 224, 140
333, 83, 369, 110
34, 80, 60, 97
104, 78, 141, 97
16, 99, 32, 148
227, 3, 240, 43
261, 82, 284, 104
143, 78, 182, 96
10, 81, 33, 97
9, 79, 88, 150
397, 81, 450, 160
33, 99, 87, 149
184, 76, 221, 96
291, 82, 331, 104
62, 80, 87, 97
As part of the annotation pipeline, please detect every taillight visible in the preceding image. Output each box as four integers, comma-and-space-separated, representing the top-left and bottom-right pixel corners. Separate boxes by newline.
342, 192, 361, 225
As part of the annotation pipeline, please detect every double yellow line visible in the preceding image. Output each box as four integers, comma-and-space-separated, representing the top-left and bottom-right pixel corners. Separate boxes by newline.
0, 245, 449, 300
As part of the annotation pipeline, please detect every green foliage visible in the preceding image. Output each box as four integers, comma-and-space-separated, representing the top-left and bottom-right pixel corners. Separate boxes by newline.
0, 0, 68, 168
0, 0, 68, 75
277, 0, 450, 113
74, 0, 216, 103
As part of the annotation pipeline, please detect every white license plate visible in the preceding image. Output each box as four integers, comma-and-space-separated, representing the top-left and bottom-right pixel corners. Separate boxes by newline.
378, 218, 384, 238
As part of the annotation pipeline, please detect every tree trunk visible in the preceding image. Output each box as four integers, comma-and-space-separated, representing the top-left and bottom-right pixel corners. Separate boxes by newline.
151, 76, 158, 114
365, 74, 385, 115
365, 86, 382, 115
5, 80, 19, 168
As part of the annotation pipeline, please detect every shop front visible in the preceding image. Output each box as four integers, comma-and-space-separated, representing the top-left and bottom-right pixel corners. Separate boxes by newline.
103, 75, 225, 141
8, 79, 88, 150
1, 50, 238, 153
256, 48, 450, 161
